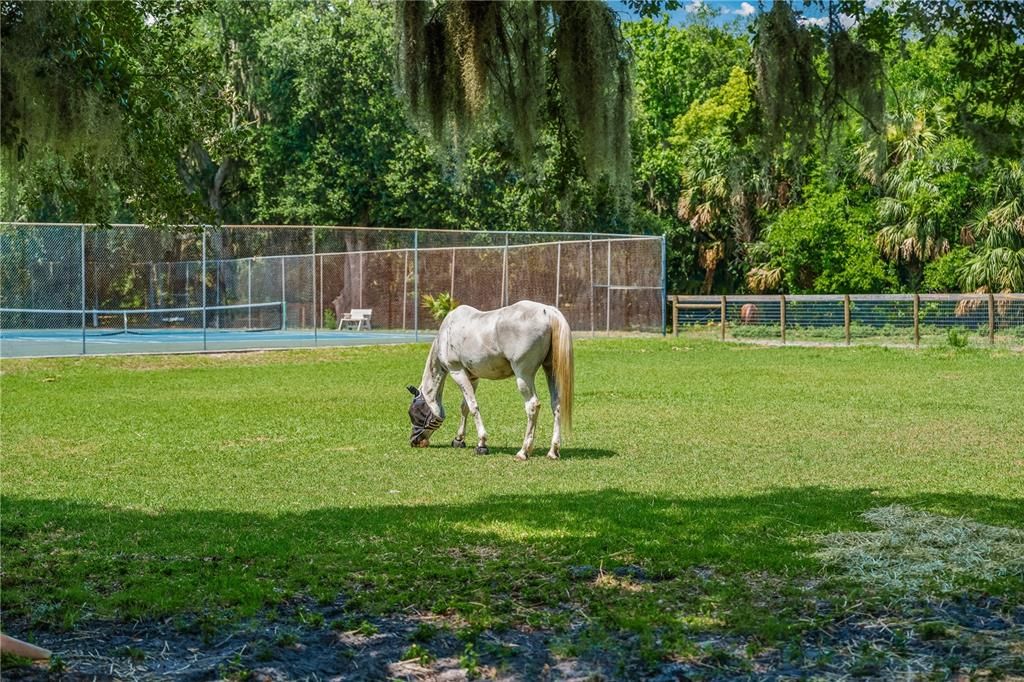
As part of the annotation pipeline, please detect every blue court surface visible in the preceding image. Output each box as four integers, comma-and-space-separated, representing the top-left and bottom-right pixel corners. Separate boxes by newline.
0, 328, 432, 358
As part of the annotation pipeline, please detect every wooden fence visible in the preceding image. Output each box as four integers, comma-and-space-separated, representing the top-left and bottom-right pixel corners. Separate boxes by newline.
669, 293, 1024, 348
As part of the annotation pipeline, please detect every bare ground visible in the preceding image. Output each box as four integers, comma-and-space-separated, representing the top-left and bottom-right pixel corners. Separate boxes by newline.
4, 587, 1022, 681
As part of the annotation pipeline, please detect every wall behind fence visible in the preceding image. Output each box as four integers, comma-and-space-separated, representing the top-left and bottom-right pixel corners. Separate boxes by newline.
671, 294, 1024, 349
0, 224, 665, 357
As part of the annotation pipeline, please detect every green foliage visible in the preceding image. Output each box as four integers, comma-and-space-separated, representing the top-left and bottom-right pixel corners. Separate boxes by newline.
1, 0, 216, 224
422, 292, 459, 321
395, 1, 633, 188
947, 327, 970, 349
758, 184, 895, 294
959, 161, 1024, 292
923, 248, 972, 293
5, 0, 1024, 296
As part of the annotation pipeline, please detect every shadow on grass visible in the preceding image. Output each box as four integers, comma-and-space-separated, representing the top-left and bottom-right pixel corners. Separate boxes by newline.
2, 486, 1020, 624
423, 444, 618, 459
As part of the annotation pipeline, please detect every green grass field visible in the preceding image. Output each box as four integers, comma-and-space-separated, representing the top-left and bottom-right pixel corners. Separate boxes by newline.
2, 338, 1022, 677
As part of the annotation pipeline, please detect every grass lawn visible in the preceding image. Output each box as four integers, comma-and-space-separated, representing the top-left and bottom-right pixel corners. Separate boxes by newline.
2, 338, 1022, 678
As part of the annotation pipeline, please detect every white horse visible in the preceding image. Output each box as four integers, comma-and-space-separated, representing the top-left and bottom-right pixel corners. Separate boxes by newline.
407, 300, 574, 460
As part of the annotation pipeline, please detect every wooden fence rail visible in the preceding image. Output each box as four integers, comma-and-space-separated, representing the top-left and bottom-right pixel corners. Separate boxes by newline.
668, 293, 1024, 348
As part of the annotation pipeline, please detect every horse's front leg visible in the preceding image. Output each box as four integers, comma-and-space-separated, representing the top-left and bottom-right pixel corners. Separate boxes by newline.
451, 379, 476, 448
449, 371, 489, 454
514, 373, 541, 462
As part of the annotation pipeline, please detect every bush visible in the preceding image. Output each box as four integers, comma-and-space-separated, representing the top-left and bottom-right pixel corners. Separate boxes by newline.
422, 292, 459, 321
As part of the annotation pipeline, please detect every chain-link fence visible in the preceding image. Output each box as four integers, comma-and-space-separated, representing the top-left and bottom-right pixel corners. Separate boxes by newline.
0, 224, 665, 357
671, 294, 1024, 349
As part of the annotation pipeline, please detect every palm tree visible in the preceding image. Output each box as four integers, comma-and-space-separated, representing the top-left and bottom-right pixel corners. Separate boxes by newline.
875, 164, 950, 264
960, 161, 1024, 292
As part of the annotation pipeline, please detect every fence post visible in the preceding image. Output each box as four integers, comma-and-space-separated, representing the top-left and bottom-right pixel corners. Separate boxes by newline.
988, 293, 995, 345
660, 235, 667, 336
672, 296, 679, 337
913, 293, 920, 348
450, 248, 457, 301
280, 256, 287, 331
80, 224, 86, 354
606, 239, 612, 333
589, 234, 595, 338
202, 227, 207, 351
720, 295, 726, 341
502, 233, 509, 307
312, 227, 317, 344
555, 242, 561, 310
779, 294, 786, 344
844, 294, 851, 346
413, 229, 419, 342
247, 258, 253, 329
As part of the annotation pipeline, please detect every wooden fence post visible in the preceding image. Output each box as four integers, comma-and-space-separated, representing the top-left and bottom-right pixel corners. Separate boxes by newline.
913, 293, 920, 348
672, 296, 679, 337
988, 293, 995, 345
720, 295, 726, 341
844, 294, 851, 345
779, 294, 786, 344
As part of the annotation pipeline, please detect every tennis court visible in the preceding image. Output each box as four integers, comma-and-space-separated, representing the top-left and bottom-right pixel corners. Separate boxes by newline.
1, 223, 666, 359
0, 326, 427, 358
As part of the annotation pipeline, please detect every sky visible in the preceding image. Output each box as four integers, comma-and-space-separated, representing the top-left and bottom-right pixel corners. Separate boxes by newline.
611, 1, 843, 30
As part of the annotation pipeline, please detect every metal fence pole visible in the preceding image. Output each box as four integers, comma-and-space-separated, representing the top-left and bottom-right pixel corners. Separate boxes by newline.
555, 242, 561, 310
312, 227, 317, 345
450, 248, 456, 300
605, 239, 611, 333
502, 233, 509, 307
589, 234, 595, 337
413, 230, 419, 342
660, 235, 667, 336
280, 256, 287, 331
202, 227, 207, 351
80, 225, 86, 354
247, 258, 253, 329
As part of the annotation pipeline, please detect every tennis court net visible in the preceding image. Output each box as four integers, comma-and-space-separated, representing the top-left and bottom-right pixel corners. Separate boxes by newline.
0, 302, 285, 336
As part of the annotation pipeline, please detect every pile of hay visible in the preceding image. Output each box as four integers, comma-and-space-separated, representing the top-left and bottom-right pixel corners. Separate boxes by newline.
815, 505, 1024, 592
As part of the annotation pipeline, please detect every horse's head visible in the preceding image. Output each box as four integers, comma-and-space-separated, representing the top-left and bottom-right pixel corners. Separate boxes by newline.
407, 385, 443, 447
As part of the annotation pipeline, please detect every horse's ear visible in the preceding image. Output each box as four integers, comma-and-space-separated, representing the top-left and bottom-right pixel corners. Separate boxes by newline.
407, 385, 420, 397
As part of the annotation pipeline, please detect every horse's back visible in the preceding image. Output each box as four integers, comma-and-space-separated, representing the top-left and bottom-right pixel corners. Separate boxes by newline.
441, 301, 559, 372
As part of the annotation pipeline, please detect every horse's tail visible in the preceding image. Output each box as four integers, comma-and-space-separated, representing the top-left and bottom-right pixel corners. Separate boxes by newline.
550, 308, 574, 438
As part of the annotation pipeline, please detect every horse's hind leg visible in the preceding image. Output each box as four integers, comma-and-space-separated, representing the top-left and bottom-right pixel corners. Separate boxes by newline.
514, 370, 541, 462
449, 370, 489, 454
452, 379, 476, 448
543, 365, 560, 459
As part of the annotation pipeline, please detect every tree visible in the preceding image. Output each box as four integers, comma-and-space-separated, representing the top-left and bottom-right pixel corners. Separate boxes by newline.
1, 0, 217, 224
751, 183, 895, 294
394, 1, 632, 188
960, 161, 1024, 292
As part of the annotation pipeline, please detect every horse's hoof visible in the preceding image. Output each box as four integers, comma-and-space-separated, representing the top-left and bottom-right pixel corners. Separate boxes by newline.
515, 452, 528, 462
547, 451, 560, 460
475, 446, 490, 455
452, 438, 466, 448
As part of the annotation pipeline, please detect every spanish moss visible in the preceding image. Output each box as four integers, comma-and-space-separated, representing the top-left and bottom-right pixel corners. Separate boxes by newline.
395, 0, 632, 187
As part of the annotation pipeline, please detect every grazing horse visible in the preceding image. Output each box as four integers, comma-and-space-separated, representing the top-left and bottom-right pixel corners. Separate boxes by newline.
407, 300, 573, 461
